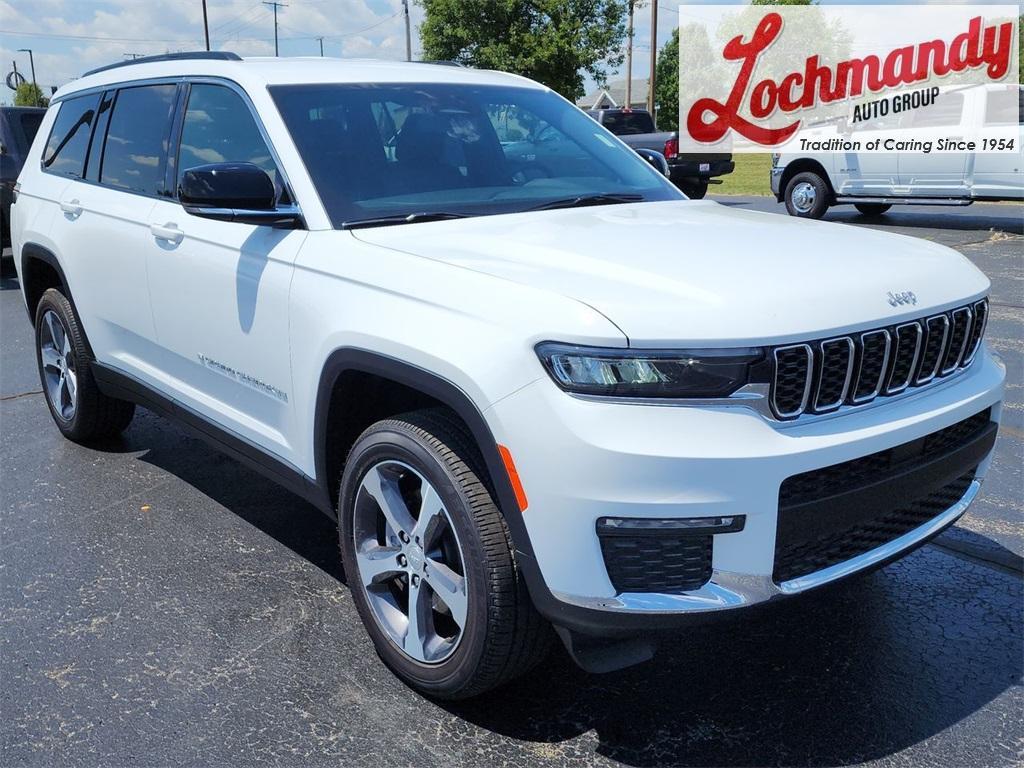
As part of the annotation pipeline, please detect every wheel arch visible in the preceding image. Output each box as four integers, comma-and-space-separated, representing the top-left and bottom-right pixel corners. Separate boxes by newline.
780, 158, 835, 201
20, 243, 70, 325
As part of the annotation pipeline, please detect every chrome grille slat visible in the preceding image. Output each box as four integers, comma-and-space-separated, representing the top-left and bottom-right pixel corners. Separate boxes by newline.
769, 299, 988, 421
885, 322, 923, 394
916, 315, 949, 385
813, 337, 855, 412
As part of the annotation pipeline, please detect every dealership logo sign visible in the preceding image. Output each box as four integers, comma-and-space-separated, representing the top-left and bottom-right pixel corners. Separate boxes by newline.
678, 5, 1020, 152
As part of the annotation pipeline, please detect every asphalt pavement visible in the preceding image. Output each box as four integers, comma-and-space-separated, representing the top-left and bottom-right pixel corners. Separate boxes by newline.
1, 197, 1022, 767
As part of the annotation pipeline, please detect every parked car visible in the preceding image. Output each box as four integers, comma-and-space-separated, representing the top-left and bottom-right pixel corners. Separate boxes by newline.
772, 84, 1023, 218
12, 53, 1003, 699
1, 106, 46, 250
586, 107, 734, 198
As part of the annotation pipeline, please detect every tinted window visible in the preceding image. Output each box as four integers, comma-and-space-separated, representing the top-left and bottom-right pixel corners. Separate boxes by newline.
600, 111, 655, 135
271, 83, 679, 227
42, 94, 100, 178
984, 87, 1023, 126
100, 84, 176, 195
177, 84, 279, 195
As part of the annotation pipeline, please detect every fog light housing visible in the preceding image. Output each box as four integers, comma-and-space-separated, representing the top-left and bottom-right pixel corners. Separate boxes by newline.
596, 515, 745, 536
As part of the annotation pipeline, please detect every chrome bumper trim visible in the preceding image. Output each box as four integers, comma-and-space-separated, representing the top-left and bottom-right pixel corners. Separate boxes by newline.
553, 480, 979, 615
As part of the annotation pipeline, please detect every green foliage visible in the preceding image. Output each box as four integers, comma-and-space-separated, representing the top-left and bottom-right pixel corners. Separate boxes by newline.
654, 28, 678, 131
417, 0, 627, 101
14, 82, 47, 107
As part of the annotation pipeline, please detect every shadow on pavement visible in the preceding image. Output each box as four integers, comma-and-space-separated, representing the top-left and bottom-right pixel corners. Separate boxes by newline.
824, 207, 1024, 236
88, 412, 1022, 768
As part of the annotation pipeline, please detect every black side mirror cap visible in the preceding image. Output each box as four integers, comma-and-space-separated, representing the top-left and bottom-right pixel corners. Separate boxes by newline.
179, 162, 303, 228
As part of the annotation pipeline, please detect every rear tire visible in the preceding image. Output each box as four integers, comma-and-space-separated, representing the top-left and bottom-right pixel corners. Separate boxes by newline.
784, 171, 830, 219
338, 408, 552, 699
854, 203, 892, 217
34, 288, 135, 442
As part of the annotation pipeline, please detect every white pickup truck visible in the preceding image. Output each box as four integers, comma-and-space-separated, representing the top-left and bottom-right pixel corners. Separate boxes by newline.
772, 84, 1023, 218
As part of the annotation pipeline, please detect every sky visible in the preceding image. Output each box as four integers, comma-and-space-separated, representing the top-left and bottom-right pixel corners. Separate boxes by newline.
0, 0, 1000, 104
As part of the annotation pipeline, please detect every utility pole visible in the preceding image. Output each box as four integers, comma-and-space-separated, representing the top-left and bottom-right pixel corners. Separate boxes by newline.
402, 0, 412, 61
316, 36, 324, 56
647, 0, 658, 123
263, 1, 287, 57
624, 0, 635, 109
16, 48, 38, 106
201, 0, 210, 51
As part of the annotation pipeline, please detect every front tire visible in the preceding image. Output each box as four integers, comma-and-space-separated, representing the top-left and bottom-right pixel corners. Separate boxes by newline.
34, 288, 135, 442
338, 408, 551, 699
784, 171, 830, 219
854, 203, 892, 217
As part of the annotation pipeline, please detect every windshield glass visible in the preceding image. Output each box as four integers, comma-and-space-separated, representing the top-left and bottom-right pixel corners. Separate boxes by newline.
269, 83, 682, 227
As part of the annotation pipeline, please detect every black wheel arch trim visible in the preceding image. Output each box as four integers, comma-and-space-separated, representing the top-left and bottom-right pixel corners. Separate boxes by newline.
20, 242, 97, 359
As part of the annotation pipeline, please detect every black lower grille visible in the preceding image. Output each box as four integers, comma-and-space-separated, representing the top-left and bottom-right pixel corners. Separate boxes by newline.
599, 533, 713, 593
774, 471, 975, 584
774, 408, 995, 584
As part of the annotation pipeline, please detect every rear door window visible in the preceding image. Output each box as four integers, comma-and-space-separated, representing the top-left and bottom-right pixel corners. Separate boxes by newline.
984, 87, 1023, 126
100, 84, 177, 195
42, 94, 100, 179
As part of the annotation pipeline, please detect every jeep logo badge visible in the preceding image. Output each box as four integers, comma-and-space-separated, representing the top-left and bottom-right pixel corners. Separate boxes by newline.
887, 291, 917, 307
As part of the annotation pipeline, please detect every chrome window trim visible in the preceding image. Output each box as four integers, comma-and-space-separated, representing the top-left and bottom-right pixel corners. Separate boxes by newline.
962, 299, 988, 366
851, 329, 891, 404
916, 314, 949, 385
885, 321, 923, 395
812, 336, 855, 413
772, 344, 814, 418
941, 306, 972, 375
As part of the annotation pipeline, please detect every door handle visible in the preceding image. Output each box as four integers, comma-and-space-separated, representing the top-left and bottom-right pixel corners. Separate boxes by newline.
150, 222, 184, 244
59, 199, 82, 216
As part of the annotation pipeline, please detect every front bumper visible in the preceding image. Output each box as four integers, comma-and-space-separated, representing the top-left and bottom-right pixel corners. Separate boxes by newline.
486, 348, 1004, 635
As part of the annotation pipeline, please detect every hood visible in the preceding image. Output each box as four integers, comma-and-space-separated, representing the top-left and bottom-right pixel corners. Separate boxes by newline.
352, 200, 989, 346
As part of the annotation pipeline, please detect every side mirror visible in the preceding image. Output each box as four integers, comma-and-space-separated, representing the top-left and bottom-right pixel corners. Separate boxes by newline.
179, 162, 301, 227
635, 148, 670, 177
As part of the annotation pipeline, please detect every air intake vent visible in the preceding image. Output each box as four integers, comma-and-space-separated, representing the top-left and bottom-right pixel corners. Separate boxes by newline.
769, 298, 988, 420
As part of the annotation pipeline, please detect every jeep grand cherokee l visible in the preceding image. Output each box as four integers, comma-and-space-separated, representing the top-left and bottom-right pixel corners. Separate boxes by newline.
11, 53, 1004, 699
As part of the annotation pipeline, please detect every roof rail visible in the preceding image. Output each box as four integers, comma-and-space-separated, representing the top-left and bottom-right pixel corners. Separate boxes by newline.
83, 51, 242, 78
420, 60, 465, 67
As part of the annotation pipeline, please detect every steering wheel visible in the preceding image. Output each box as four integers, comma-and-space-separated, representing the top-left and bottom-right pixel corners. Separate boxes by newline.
507, 161, 553, 186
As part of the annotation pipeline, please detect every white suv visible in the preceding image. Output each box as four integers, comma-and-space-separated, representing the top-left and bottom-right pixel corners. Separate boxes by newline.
11, 53, 1005, 698
773, 84, 1023, 218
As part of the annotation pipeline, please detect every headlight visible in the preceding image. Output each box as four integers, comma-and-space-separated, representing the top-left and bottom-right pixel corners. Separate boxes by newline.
535, 342, 765, 399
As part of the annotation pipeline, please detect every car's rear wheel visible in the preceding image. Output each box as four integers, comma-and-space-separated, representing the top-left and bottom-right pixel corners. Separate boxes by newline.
784, 171, 830, 219
854, 203, 892, 217
34, 288, 135, 442
338, 408, 552, 699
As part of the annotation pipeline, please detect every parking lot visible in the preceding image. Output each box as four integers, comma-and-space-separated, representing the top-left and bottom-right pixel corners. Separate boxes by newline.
2, 198, 1021, 767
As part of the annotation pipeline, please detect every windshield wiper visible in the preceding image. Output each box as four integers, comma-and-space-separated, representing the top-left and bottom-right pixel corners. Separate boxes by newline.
526, 193, 645, 212
341, 212, 469, 230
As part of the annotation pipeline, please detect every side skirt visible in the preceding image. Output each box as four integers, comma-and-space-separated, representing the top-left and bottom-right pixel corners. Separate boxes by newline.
91, 362, 331, 517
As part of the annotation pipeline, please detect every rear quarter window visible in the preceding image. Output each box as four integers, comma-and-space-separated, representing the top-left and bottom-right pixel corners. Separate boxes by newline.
42, 94, 101, 179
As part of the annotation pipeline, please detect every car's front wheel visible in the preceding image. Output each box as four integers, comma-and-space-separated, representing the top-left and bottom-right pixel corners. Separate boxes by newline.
784, 171, 830, 219
34, 288, 135, 442
338, 408, 551, 699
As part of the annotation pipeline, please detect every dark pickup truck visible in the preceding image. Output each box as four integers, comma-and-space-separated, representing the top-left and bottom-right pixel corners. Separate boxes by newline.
1, 106, 46, 251
586, 108, 733, 199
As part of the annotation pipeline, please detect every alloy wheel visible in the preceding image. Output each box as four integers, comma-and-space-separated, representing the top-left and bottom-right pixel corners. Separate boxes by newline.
353, 460, 469, 664
39, 309, 78, 421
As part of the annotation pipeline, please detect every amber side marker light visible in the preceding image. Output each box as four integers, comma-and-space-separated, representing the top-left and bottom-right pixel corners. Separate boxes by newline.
497, 444, 529, 512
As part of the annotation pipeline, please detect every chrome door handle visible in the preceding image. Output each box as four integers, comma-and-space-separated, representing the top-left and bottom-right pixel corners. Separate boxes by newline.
59, 199, 82, 216
150, 222, 184, 244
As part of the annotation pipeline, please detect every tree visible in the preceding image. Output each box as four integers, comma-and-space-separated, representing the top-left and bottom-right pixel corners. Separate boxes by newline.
15, 82, 47, 107
417, 0, 626, 101
654, 28, 678, 131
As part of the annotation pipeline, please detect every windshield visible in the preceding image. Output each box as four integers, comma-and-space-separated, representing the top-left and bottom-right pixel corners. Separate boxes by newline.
269, 83, 682, 227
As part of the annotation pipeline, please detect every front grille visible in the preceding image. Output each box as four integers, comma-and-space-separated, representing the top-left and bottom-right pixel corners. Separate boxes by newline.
769, 298, 988, 419
598, 532, 713, 593
773, 408, 993, 584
